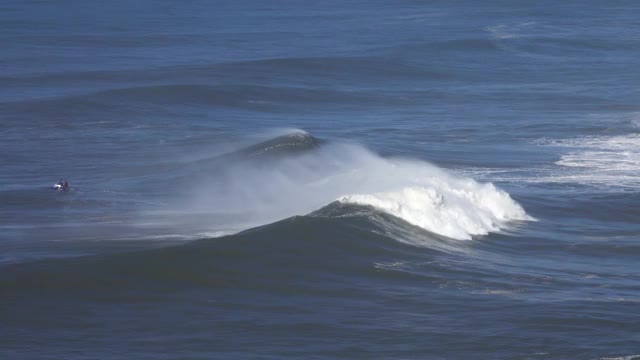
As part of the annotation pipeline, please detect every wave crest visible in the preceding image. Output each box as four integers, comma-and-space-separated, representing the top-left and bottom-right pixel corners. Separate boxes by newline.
173, 132, 533, 242
339, 183, 530, 240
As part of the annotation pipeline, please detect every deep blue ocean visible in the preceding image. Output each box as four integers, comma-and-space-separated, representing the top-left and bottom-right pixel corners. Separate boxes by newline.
2, 1, 640, 359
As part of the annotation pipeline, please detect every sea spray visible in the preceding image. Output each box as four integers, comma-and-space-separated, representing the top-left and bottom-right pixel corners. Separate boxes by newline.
178, 131, 532, 240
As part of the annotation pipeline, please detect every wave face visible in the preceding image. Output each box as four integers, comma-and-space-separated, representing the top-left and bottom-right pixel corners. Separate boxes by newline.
0, 204, 442, 294
169, 131, 530, 242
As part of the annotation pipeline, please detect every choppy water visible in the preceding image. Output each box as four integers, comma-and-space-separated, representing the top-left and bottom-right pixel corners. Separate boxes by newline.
2, 1, 640, 359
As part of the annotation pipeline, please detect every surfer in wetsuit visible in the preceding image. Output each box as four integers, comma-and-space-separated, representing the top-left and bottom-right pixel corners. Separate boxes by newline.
62, 179, 69, 191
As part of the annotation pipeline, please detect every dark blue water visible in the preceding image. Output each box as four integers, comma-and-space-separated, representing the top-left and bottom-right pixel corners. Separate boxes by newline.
2, 1, 640, 359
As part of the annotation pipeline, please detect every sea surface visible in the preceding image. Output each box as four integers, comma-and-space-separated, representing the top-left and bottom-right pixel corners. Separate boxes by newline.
2, 1, 640, 359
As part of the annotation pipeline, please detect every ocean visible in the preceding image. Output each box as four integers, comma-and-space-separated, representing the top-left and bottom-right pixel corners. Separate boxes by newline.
1, 1, 640, 359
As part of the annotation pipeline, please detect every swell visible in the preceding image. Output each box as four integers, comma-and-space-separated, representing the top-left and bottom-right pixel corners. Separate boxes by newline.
3, 199, 634, 299
1, 54, 450, 84
0, 83, 439, 115
382, 38, 501, 54
490, 35, 640, 60
211, 55, 450, 80
0, 54, 451, 104
0, 51, 456, 107
0, 53, 445, 105
0, 204, 446, 296
92, 84, 367, 110
519, 37, 640, 52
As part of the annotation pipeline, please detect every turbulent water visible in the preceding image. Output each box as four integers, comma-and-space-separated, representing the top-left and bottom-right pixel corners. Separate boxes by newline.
2, 1, 640, 359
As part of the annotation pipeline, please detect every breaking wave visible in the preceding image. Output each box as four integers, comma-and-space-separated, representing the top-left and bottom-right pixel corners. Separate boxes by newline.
172, 130, 532, 242
339, 184, 529, 240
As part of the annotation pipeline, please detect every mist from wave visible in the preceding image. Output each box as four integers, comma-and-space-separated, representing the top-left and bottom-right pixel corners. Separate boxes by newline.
158, 130, 531, 242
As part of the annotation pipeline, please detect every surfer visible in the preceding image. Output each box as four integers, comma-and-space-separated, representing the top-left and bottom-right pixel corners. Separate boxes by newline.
52, 179, 70, 191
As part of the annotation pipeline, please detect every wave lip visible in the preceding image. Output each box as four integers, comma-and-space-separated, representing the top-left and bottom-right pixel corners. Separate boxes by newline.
237, 130, 321, 158
339, 182, 531, 241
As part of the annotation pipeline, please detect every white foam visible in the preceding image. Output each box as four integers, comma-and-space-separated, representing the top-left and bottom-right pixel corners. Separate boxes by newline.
555, 134, 640, 171
600, 355, 640, 360
485, 22, 537, 40
183, 141, 532, 241
339, 180, 531, 240
537, 134, 640, 188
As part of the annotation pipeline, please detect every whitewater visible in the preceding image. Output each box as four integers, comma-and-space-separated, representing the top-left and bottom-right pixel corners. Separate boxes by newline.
162, 131, 532, 242
2, 1, 640, 359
